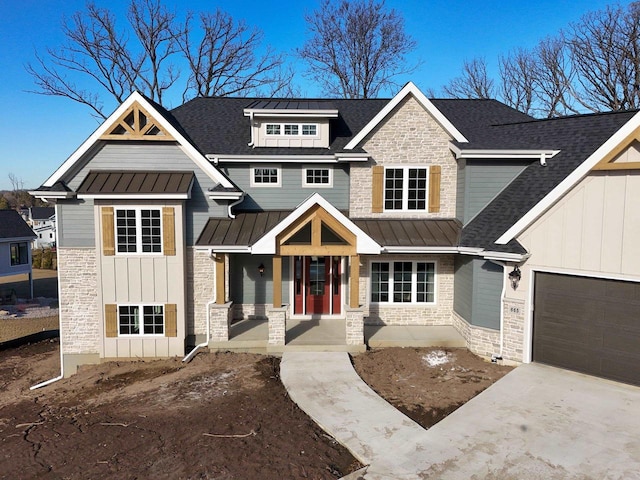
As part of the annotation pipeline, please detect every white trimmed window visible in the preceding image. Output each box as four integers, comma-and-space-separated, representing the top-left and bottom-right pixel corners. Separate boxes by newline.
265, 123, 318, 136
115, 208, 163, 254
384, 167, 429, 211
251, 165, 281, 187
370, 261, 435, 304
303, 166, 333, 187
118, 305, 164, 335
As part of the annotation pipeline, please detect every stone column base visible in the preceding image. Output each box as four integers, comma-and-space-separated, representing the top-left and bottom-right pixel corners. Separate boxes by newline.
345, 305, 365, 345
267, 306, 288, 346
209, 302, 233, 342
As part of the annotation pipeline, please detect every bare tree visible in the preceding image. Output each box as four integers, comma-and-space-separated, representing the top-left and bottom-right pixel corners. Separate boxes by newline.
26, 0, 293, 118
178, 9, 292, 101
443, 57, 494, 99
499, 49, 536, 115
299, 0, 417, 98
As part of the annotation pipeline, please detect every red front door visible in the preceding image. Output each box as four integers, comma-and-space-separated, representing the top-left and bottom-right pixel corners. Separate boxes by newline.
293, 256, 340, 315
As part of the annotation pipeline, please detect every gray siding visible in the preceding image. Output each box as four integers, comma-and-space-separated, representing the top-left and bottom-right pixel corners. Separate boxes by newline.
453, 255, 473, 321
223, 164, 349, 211
230, 254, 290, 305
472, 260, 502, 330
456, 160, 466, 222
460, 160, 530, 224
58, 199, 95, 247
61, 142, 227, 244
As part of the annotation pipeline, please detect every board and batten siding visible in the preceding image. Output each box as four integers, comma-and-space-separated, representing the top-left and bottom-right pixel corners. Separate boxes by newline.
458, 160, 531, 224
517, 171, 640, 297
97, 202, 186, 359
224, 163, 349, 211
454, 256, 502, 330
61, 142, 227, 245
229, 254, 290, 305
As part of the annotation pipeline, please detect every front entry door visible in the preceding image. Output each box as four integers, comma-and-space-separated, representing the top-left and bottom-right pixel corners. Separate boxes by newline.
294, 256, 341, 315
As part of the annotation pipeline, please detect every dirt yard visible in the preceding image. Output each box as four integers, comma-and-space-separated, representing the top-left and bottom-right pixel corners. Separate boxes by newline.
0, 342, 512, 479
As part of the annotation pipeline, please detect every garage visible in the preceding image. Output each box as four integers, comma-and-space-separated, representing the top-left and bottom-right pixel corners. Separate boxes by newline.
533, 272, 640, 386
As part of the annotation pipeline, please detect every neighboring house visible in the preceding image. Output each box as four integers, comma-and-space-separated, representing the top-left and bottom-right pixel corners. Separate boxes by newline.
29, 207, 56, 249
32, 83, 640, 387
0, 210, 37, 298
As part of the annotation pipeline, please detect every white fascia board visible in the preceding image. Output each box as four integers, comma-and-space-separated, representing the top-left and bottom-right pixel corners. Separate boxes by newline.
209, 154, 337, 164
29, 190, 76, 199
207, 192, 244, 200
194, 245, 251, 253
383, 246, 459, 254
450, 143, 561, 160
344, 82, 468, 150
243, 109, 339, 118
77, 193, 190, 200
335, 154, 370, 162
481, 251, 529, 262
496, 110, 640, 244
44, 92, 233, 189
252, 192, 381, 255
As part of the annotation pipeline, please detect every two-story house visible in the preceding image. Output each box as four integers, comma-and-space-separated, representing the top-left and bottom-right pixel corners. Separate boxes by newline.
32, 83, 640, 387
29, 206, 56, 249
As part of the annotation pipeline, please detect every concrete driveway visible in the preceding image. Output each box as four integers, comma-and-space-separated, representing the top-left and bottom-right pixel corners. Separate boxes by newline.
415, 363, 640, 479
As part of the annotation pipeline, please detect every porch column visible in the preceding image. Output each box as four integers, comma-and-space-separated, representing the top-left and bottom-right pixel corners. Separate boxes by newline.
350, 254, 360, 308
272, 255, 282, 307
214, 254, 225, 304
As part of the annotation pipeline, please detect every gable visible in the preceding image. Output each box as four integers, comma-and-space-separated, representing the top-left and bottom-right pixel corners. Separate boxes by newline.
100, 101, 174, 141
593, 137, 640, 171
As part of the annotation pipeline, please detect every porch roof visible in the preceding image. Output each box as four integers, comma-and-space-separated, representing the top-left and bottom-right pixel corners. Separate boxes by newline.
77, 170, 195, 197
196, 212, 461, 249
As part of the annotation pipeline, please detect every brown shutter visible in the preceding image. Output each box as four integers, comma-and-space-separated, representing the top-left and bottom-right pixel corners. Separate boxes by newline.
165, 303, 177, 337
372, 165, 384, 213
162, 207, 176, 256
102, 207, 115, 256
428, 165, 441, 213
105, 304, 118, 337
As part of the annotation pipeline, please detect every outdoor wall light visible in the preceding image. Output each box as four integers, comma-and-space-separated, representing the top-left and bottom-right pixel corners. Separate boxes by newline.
509, 265, 521, 290
258, 263, 265, 277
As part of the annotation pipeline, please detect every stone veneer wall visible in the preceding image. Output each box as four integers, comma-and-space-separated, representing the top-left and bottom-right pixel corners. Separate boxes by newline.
361, 255, 454, 326
186, 248, 215, 337
58, 248, 100, 354
502, 297, 525, 363
349, 95, 457, 219
451, 311, 500, 359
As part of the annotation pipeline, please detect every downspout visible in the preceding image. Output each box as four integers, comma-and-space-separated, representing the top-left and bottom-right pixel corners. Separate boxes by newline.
31, 203, 63, 390
183, 249, 217, 363
228, 193, 245, 219
247, 111, 255, 147
490, 261, 507, 363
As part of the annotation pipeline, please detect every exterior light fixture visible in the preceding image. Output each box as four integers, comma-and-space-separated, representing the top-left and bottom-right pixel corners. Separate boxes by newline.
258, 263, 265, 277
508, 265, 521, 290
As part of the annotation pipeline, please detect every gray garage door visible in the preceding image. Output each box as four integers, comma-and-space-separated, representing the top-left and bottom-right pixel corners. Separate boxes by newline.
533, 272, 640, 386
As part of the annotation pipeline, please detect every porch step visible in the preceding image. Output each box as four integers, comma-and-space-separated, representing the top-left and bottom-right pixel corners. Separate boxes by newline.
207, 340, 366, 355
365, 325, 466, 348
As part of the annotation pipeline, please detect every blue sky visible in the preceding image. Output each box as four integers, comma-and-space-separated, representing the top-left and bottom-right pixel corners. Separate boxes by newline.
0, 0, 623, 191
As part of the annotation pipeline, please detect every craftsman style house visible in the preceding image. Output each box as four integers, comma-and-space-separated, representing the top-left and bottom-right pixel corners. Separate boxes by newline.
33, 82, 640, 386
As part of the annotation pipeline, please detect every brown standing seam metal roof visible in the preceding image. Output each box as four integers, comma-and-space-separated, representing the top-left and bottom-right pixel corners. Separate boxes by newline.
77, 171, 194, 195
196, 212, 461, 248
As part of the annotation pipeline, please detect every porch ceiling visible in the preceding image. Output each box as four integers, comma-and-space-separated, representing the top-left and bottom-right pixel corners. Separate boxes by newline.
197, 212, 461, 249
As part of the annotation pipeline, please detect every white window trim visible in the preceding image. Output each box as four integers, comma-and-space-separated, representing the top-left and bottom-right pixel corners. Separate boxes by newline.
383, 165, 430, 212
302, 165, 333, 188
117, 303, 165, 337
369, 260, 437, 305
250, 164, 282, 188
264, 123, 319, 137
114, 207, 164, 255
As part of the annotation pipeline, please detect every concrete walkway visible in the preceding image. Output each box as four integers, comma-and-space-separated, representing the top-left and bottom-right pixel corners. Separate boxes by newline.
281, 353, 640, 479
280, 352, 434, 478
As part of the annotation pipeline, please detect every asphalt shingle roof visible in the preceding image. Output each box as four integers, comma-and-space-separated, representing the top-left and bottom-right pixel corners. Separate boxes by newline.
0, 210, 36, 240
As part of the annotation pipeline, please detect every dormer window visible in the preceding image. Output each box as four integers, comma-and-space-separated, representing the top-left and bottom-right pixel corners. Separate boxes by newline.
266, 124, 281, 135
284, 124, 299, 135
266, 123, 318, 136
302, 125, 317, 135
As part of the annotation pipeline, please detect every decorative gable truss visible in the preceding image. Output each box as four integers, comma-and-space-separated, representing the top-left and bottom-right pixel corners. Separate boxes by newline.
100, 102, 174, 141
592, 129, 640, 171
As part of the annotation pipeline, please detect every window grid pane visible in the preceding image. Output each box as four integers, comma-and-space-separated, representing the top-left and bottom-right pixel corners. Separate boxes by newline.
393, 262, 413, 302
384, 169, 404, 210
284, 124, 299, 135
306, 168, 330, 184
254, 168, 278, 184
140, 210, 162, 253
407, 168, 427, 210
266, 124, 280, 135
143, 305, 164, 334
416, 263, 435, 303
119, 305, 140, 335
371, 263, 389, 302
116, 209, 137, 253
302, 124, 317, 135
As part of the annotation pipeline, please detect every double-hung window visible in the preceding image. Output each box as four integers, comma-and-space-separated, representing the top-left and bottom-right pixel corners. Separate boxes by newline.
370, 261, 435, 304
10, 242, 28, 266
115, 208, 162, 254
384, 167, 429, 211
118, 305, 164, 335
